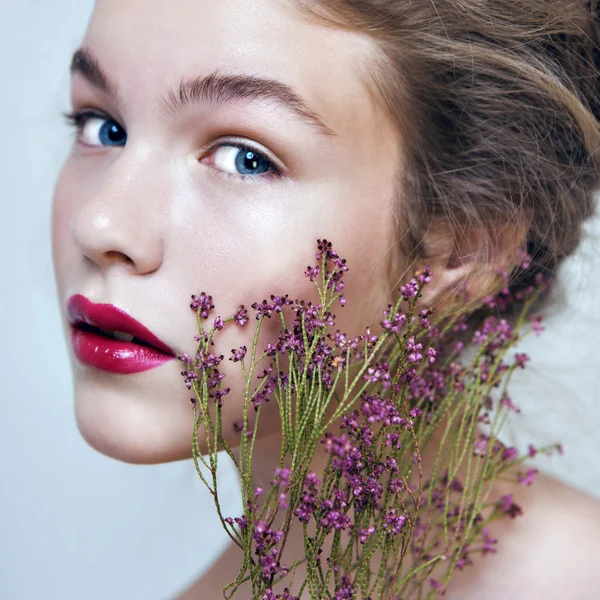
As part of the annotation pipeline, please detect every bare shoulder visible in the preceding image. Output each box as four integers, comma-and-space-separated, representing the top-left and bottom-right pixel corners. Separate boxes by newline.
446, 474, 600, 600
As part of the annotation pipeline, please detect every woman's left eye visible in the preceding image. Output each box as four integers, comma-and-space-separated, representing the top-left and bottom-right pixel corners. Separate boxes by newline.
207, 144, 280, 180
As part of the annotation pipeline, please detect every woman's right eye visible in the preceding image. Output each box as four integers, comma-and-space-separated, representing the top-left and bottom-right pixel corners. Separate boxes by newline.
65, 111, 127, 148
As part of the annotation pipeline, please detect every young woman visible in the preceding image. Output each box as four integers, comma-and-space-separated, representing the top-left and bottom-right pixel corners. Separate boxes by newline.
52, 0, 600, 597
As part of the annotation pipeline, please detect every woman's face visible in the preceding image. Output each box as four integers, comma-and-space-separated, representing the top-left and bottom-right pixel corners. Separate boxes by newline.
52, 0, 402, 463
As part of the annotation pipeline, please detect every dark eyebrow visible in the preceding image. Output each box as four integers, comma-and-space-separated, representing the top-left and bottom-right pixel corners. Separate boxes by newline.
70, 47, 335, 136
70, 48, 119, 100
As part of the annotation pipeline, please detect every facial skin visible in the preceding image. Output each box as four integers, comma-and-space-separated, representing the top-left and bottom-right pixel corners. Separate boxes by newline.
52, 0, 405, 464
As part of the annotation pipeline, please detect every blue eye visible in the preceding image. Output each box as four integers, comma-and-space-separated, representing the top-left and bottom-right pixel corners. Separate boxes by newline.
236, 149, 270, 175
65, 111, 127, 147
211, 145, 276, 177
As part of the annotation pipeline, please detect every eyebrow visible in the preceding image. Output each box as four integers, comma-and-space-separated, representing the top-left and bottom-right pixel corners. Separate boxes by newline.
70, 48, 335, 136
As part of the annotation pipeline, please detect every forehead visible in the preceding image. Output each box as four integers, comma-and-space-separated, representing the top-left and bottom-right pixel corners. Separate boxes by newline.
84, 0, 385, 136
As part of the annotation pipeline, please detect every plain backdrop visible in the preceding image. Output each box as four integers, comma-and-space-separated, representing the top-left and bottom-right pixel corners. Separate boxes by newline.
1, 2, 599, 599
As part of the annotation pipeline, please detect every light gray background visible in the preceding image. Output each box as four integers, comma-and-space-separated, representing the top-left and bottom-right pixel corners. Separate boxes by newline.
1, 2, 599, 599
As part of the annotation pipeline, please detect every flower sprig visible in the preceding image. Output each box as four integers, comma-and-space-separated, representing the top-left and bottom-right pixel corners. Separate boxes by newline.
180, 239, 558, 599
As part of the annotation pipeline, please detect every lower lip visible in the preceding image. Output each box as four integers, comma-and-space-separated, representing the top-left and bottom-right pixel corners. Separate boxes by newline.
71, 327, 175, 374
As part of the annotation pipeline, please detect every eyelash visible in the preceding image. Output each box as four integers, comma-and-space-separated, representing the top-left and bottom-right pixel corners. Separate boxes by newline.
63, 109, 99, 130
63, 109, 283, 182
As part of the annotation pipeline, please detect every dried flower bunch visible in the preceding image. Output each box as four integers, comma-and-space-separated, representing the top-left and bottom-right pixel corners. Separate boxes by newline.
179, 240, 558, 599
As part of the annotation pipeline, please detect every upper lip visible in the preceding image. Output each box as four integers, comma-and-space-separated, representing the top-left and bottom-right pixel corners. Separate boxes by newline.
67, 294, 174, 355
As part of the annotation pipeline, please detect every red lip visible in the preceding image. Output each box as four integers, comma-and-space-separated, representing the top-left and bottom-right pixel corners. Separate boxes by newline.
67, 294, 175, 374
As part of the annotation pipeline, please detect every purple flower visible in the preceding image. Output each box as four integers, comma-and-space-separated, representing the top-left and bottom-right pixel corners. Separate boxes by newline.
197, 351, 224, 370
252, 299, 276, 319
178, 352, 192, 364
213, 316, 224, 331
225, 514, 248, 530
312, 240, 349, 307
383, 457, 400, 472
518, 468, 538, 486
272, 467, 291, 489
319, 508, 352, 532
417, 266, 433, 284
473, 435, 488, 457
263, 589, 298, 600
271, 294, 292, 313
362, 362, 391, 388
449, 478, 464, 493
253, 522, 285, 579
252, 389, 272, 410
499, 494, 523, 518
406, 336, 424, 363
472, 330, 488, 345
425, 347, 437, 364
388, 478, 404, 494
501, 446, 518, 461
514, 352, 530, 369
381, 305, 407, 333
180, 369, 197, 390
385, 433, 402, 449
333, 575, 355, 599
532, 315, 544, 335
207, 368, 225, 388
230, 346, 247, 362
399, 279, 419, 300
359, 526, 375, 544
305, 265, 321, 281
383, 508, 407, 535
190, 292, 214, 319
209, 387, 230, 406
306, 472, 320, 487
294, 472, 320, 523
322, 433, 353, 458
360, 393, 400, 426
234, 305, 249, 327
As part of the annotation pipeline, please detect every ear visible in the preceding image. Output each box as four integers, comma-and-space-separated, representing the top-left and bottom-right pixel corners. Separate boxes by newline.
415, 219, 528, 314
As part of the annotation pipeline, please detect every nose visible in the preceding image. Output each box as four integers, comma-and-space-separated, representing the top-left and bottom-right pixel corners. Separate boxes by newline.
70, 153, 165, 276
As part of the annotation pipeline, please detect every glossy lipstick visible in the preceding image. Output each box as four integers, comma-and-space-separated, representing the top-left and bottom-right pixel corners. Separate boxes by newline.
67, 294, 175, 374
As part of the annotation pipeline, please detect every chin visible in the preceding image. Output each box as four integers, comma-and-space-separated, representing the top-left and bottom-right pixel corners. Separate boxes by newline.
72, 369, 195, 464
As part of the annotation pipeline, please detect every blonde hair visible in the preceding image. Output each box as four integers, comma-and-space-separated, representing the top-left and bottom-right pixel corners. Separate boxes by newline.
301, 0, 600, 293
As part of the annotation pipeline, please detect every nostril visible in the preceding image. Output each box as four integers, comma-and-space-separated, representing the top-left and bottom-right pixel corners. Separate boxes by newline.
103, 250, 135, 267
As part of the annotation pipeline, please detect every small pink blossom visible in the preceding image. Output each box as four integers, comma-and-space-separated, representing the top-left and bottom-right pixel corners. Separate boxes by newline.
518, 468, 538, 487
